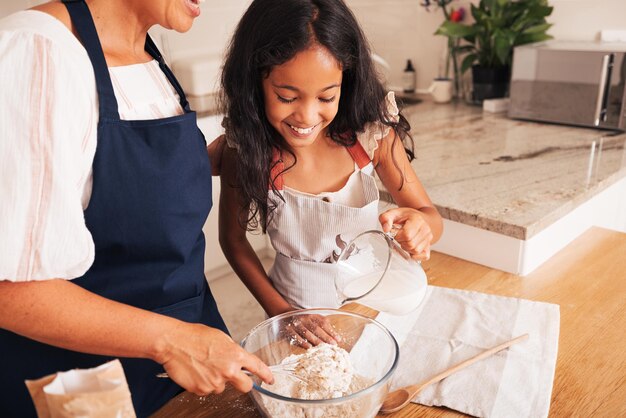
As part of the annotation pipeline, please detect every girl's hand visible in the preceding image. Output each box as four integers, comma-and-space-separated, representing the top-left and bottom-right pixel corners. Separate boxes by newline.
282, 313, 342, 349
379, 207, 434, 261
158, 323, 274, 396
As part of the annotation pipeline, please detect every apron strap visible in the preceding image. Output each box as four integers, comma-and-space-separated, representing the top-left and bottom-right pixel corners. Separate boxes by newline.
144, 35, 191, 112
62, 0, 192, 118
268, 139, 372, 190
62, 0, 119, 120
346, 140, 372, 169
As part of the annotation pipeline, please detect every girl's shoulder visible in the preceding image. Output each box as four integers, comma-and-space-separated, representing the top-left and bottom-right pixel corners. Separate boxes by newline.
356, 91, 400, 160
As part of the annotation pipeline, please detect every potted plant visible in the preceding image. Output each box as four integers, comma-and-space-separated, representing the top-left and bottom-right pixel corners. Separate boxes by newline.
420, 1, 468, 99
436, 0, 554, 103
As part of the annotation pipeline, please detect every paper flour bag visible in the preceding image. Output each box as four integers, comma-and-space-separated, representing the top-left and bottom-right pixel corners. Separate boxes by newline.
25, 359, 136, 418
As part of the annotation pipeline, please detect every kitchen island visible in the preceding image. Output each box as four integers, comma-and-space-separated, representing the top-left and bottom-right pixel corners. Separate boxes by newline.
151, 227, 626, 418
384, 96, 626, 275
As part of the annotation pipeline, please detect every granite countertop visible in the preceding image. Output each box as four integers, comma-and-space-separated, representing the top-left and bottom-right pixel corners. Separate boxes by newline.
389, 96, 626, 240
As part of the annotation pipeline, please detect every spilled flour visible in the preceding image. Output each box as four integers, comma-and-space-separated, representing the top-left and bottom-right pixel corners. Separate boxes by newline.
260, 343, 376, 418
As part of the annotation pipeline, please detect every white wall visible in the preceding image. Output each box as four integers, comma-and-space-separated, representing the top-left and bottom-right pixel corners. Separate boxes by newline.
0, 0, 41, 16
148, 0, 252, 64
2, 0, 624, 90
347, 0, 625, 90
160, 0, 626, 91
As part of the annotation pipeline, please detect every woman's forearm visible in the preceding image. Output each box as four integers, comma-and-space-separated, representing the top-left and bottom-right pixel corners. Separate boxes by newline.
0, 279, 178, 363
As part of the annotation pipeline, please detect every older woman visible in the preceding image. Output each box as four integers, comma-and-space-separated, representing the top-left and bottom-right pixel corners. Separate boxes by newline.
0, 0, 272, 416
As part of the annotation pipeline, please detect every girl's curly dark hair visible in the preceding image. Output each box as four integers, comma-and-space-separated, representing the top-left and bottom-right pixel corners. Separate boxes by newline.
220, 0, 413, 232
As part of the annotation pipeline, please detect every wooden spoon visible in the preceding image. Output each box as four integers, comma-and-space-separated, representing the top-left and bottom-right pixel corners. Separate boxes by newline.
379, 333, 529, 414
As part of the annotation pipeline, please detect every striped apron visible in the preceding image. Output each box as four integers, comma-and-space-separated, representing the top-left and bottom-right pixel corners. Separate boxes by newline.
266, 141, 380, 309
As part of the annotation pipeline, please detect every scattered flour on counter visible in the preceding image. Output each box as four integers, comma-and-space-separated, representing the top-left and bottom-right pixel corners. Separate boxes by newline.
260, 343, 376, 418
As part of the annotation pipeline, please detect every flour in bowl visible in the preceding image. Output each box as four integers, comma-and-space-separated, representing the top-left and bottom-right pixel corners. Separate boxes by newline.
293, 342, 353, 399
260, 343, 376, 418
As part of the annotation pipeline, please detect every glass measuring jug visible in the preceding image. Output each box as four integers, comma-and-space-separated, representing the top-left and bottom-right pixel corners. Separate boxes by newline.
334, 229, 427, 315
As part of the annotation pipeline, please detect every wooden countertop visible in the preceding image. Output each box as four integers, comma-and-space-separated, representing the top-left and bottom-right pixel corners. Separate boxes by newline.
151, 227, 626, 418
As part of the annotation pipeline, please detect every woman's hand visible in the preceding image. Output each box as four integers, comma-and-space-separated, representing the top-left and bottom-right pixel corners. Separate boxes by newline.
282, 313, 342, 349
157, 322, 274, 396
379, 207, 434, 261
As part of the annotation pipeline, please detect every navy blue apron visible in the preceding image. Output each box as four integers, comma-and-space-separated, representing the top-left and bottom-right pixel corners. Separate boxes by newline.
0, 1, 227, 416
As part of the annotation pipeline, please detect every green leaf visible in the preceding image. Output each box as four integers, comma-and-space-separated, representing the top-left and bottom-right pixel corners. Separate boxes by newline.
461, 0, 554, 68
494, 31, 513, 66
471, 3, 487, 24
516, 32, 553, 46
483, 0, 497, 12
526, 5, 553, 19
522, 23, 552, 35
455, 45, 476, 54
435, 21, 476, 38
463, 33, 477, 44
461, 53, 477, 74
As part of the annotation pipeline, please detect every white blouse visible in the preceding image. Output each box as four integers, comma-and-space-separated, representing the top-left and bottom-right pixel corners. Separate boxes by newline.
0, 11, 184, 282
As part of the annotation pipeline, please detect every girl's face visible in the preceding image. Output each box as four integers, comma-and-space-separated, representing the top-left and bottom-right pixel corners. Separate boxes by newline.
262, 45, 343, 150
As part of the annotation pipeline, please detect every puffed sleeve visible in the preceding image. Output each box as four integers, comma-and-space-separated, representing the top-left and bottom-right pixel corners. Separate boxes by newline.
356, 91, 400, 160
0, 16, 97, 281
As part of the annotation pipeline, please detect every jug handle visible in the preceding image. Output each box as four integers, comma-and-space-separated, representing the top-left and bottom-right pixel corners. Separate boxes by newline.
386, 224, 421, 264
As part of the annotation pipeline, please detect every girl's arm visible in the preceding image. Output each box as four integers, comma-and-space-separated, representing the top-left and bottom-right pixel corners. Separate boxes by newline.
207, 134, 226, 176
218, 147, 293, 317
219, 149, 342, 347
374, 130, 443, 260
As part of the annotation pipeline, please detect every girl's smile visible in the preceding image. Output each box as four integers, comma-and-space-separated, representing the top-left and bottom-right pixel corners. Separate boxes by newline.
262, 44, 343, 149
286, 122, 321, 137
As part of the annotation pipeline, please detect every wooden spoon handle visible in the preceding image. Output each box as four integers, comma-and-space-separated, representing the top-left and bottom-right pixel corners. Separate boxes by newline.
409, 333, 529, 395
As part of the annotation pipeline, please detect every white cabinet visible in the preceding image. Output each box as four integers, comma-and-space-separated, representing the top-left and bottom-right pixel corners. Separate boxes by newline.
198, 115, 269, 281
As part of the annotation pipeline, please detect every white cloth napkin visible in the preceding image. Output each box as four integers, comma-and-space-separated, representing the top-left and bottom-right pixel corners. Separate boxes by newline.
375, 286, 560, 418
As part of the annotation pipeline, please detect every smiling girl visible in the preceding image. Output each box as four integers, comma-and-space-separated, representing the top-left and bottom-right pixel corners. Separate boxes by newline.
217, 0, 443, 322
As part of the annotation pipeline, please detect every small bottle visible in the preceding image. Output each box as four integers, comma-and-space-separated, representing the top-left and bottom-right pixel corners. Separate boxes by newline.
402, 59, 416, 93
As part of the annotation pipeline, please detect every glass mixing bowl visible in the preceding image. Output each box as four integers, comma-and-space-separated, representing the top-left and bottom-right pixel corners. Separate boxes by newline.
240, 309, 399, 418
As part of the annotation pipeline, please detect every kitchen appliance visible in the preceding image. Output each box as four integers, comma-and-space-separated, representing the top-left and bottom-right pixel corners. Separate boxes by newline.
508, 41, 626, 131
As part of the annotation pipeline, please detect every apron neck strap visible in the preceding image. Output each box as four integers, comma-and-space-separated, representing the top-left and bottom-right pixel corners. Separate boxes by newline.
346, 140, 371, 169
336, 131, 371, 169
144, 35, 190, 112
62, 0, 118, 120
268, 139, 371, 190
62, 0, 191, 119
